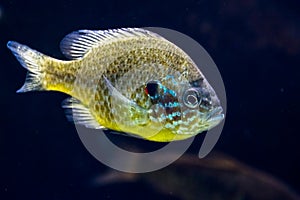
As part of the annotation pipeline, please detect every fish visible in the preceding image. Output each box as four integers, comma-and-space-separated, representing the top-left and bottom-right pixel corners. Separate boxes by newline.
7, 28, 224, 142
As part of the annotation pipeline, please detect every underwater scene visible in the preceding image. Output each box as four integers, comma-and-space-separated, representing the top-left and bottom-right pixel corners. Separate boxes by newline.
0, 0, 300, 199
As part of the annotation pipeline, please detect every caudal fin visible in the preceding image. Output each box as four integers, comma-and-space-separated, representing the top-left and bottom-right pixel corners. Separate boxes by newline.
7, 41, 45, 93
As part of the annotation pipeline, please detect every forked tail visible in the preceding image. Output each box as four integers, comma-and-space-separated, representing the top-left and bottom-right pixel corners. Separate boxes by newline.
7, 41, 46, 93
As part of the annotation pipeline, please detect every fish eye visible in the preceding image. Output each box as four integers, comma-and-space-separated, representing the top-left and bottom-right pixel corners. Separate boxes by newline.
183, 88, 201, 108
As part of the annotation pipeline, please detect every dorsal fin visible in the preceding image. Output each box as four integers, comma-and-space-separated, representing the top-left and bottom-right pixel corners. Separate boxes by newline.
60, 28, 163, 60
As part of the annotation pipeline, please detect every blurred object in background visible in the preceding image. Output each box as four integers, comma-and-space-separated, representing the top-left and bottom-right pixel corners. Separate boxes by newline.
93, 152, 300, 200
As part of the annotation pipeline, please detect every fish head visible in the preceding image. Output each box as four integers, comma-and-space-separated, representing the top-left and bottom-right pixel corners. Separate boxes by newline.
145, 73, 224, 136
183, 78, 224, 130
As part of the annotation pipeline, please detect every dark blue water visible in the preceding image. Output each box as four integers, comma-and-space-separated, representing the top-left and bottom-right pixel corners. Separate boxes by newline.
0, 0, 300, 199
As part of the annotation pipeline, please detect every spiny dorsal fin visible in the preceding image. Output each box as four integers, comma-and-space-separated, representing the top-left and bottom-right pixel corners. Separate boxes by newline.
62, 97, 105, 129
60, 28, 163, 60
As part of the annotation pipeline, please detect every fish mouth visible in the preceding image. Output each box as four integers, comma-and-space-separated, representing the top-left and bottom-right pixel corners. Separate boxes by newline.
206, 106, 224, 127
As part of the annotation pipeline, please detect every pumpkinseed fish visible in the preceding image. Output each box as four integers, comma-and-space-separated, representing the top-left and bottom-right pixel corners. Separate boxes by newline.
7, 28, 224, 142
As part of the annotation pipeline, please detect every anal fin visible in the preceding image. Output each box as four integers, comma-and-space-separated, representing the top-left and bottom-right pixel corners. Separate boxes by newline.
62, 97, 105, 129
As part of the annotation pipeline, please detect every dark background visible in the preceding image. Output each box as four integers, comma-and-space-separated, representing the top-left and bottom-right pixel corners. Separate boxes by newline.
0, 0, 300, 199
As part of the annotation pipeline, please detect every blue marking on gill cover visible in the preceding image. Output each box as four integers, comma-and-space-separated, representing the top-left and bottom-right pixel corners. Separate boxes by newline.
158, 84, 167, 95
164, 75, 179, 85
150, 94, 159, 100
169, 89, 176, 97
163, 102, 180, 108
156, 81, 177, 98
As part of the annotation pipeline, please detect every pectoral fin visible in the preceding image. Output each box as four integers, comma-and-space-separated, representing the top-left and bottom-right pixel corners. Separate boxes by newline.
103, 76, 149, 128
